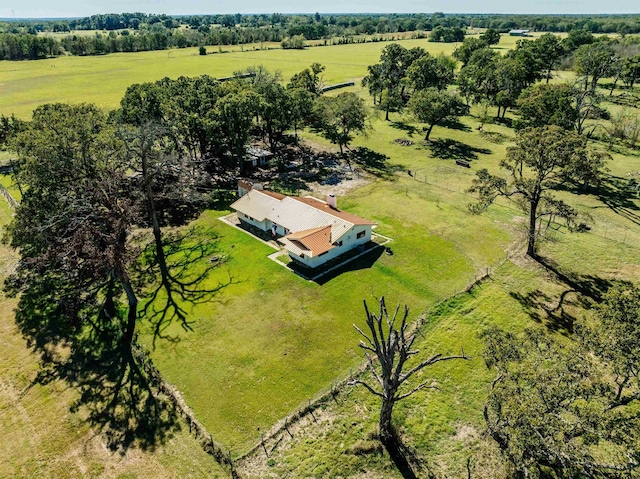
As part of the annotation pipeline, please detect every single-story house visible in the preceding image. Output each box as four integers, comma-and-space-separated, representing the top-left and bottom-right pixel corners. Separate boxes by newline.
509, 29, 530, 36
246, 146, 274, 168
231, 182, 377, 269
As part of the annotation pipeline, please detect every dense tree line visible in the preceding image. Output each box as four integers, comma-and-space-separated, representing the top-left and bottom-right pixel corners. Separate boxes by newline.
3, 12, 640, 37
2, 12, 640, 61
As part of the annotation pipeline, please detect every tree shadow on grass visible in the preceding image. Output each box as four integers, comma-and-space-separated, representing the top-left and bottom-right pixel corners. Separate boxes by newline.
440, 118, 472, 133
590, 175, 640, 227
349, 147, 404, 179
509, 254, 634, 333
10, 273, 180, 452
390, 121, 420, 137
135, 226, 235, 347
383, 431, 437, 479
428, 138, 492, 161
8, 226, 232, 452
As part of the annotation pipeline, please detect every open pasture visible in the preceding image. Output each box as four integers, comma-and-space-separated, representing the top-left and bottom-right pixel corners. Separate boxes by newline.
0, 34, 531, 119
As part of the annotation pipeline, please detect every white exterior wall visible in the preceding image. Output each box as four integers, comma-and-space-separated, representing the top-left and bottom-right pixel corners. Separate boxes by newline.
266, 220, 291, 237
238, 213, 268, 231
288, 225, 373, 269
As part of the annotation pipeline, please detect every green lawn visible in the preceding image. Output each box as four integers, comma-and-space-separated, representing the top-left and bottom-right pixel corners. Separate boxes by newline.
141, 171, 511, 453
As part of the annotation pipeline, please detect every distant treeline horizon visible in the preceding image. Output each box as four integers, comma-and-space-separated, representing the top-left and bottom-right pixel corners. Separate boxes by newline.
1, 12, 639, 61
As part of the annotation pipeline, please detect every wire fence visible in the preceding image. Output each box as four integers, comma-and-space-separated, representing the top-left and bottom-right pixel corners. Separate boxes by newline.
0, 184, 18, 209
109, 233, 525, 478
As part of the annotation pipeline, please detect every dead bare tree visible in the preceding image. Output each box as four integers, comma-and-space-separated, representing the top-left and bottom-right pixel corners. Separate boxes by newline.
351, 297, 470, 448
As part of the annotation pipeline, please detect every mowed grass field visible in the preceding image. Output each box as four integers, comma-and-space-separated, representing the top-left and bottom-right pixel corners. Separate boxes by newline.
0, 34, 539, 119
1, 32, 639, 476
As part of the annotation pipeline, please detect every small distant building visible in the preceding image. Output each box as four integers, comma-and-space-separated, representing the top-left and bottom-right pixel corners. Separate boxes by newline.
231, 182, 376, 269
246, 146, 274, 168
509, 29, 530, 37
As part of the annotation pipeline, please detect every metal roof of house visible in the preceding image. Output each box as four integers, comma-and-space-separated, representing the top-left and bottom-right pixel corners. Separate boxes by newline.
230, 189, 282, 221
292, 196, 377, 226
231, 189, 376, 244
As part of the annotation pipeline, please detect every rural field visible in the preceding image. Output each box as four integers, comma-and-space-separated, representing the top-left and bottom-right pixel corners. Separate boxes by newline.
0, 34, 538, 119
1, 28, 640, 479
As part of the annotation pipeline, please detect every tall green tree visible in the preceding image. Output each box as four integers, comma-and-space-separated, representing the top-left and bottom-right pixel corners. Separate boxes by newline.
469, 126, 608, 257
405, 52, 456, 91
313, 92, 367, 155
287, 62, 325, 96
453, 37, 488, 66
515, 83, 578, 131
574, 42, 618, 92
621, 55, 640, 90
479, 28, 500, 46
532, 33, 565, 83
407, 88, 468, 140
483, 285, 640, 478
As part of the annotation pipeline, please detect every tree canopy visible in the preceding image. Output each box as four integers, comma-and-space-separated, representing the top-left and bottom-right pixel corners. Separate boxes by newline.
469, 126, 608, 257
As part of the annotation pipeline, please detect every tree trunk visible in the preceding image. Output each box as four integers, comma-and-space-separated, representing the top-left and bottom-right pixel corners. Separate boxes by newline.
141, 143, 172, 290
379, 396, 395, 446
527, 199, 539, 257
385, 107, 389, 121
424, 124, 434, 141
609, 76, 619, 96
122, 278, 139, 343
546, 67, 552, 84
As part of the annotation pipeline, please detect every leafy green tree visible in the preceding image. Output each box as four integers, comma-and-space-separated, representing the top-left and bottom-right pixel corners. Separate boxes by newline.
479, 28, 500, 46
215, 84, 260, 174
313, 92, 367, 155
457, 48, 500, 106
483, 286, 640, 478
494, 57, 529, 118
469, 126, 607, 257
562, 29, 595, 52
621, 54, 640, 90
287, 62, 325, 95
406, 52, 456, 91
288, 87, 314, 143
505, 39, 546, 87
362, 43, 424, 120
515, 83, 578, 131
532, 33, 565, 83
255, 82, 293, 151
361, 63, 385, 105
453, 37, 487, 66
407, 88, 468, 140
574, 42, 618, 91
578, 285, 640, 408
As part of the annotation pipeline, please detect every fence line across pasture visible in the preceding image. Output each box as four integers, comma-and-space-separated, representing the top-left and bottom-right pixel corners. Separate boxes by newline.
0, 184, 18, 209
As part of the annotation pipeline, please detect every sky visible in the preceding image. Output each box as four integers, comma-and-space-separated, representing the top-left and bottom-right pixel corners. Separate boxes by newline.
0, 0, 638, 19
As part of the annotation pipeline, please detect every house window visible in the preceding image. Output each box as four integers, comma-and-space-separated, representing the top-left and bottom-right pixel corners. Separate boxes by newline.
356, 231, 366, 239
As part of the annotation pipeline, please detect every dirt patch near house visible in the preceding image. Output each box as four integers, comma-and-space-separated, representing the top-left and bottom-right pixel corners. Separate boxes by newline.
306, 172, 371, 197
